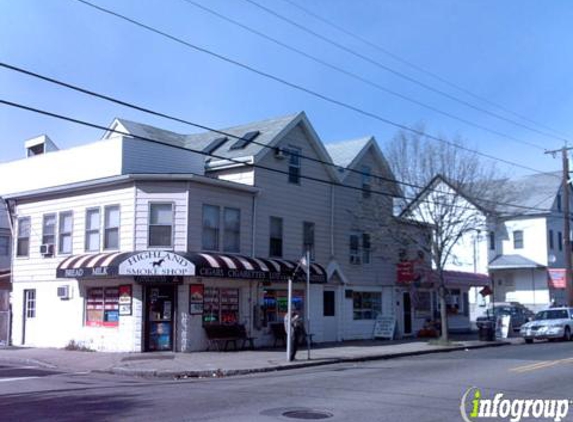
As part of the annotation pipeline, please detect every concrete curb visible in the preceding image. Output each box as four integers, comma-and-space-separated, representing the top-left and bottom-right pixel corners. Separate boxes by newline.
0, 356, 58, 369
97, 340, 513, 379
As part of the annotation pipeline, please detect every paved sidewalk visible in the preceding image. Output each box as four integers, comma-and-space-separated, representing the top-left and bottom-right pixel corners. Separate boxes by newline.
0, 338, 521, 378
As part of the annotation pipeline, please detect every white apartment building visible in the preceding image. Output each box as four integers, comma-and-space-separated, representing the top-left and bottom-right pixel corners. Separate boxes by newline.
485, 172, 571, 313
401, 172, 570, 331
1, 112, 403, 352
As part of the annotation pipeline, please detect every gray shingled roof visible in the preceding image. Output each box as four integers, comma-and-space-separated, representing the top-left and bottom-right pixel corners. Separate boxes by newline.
489, 254, 545, 269
489, 171, 562, 216
324, 137, 371, 168
114, 113, 301, 162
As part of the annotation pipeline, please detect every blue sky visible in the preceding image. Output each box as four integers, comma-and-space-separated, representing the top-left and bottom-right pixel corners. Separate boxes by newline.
1, 0, 572, 177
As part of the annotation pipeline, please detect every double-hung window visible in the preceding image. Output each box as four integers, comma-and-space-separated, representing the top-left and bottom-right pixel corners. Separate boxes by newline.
104, 205, 120, 250
361, 165, 372, 199
16, 217, 30, 257
148, 203, 173, 248
489, 231, 495, 250
58, 211, 73, 254
42, 214, 56, 246
362, 233, 371, 264
349, 232, 360, 264
223, 208, 240, 253
549, 230, 554, 250
285, 147, 301, 184
202, 205, 241, 253
85, 208, 100, 252
559, 232, 563, 252
303, 221, 315, 260
202, 205, 220, 251
513, 230, 524, 249
349, 231, 371, 264
269, 217, 283, 257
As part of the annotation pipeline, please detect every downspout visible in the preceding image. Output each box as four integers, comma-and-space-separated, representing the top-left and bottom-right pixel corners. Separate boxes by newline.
5, 198, 16, 346
250, 193, 258, 336
330, 184, 335, 258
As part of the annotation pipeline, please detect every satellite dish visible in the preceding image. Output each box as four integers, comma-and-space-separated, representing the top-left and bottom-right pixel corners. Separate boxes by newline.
549, 254, 557, 263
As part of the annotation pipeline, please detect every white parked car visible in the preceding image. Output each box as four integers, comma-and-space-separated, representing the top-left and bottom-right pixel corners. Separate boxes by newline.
520, 308, 573, 343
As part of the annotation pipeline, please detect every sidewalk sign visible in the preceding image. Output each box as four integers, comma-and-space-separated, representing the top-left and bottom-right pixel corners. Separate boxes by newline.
495, 314, 511, 339
374, 315, 396, 339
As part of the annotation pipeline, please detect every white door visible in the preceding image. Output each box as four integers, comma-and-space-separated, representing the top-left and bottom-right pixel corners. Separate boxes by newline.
322, 288, 338, 342
22, 289, 37, 345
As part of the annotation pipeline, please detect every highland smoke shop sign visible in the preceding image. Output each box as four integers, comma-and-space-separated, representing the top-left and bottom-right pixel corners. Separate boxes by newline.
56, 251, 197, 279
118, 251, 195, 276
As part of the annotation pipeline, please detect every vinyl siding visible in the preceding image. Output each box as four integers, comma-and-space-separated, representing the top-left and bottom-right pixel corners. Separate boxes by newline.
332, 147, 398, 287
134, 181, 188, 252
253, 124, 332, 264
11, 183, 135, 283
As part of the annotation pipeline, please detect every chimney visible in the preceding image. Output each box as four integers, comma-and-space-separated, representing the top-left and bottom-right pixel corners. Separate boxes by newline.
25, 135, 59, 157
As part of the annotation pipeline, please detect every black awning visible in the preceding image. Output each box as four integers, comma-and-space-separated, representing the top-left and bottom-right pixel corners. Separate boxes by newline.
56, 251, 326, 283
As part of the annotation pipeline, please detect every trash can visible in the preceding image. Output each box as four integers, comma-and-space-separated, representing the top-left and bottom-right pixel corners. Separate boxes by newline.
478, 321, 495, 341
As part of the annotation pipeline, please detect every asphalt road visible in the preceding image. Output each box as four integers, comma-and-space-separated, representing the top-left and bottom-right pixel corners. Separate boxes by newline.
1, 341, 573, 421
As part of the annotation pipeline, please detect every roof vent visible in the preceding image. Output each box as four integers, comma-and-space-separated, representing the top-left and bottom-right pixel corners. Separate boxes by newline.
25, 135, 59, 158
229, 131, 260, 150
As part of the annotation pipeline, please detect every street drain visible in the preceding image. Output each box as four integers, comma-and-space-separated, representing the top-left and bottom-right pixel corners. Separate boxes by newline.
282, 410, 333, 420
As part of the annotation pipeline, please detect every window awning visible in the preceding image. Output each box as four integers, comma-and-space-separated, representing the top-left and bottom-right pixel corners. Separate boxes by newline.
56, 251, 327, 283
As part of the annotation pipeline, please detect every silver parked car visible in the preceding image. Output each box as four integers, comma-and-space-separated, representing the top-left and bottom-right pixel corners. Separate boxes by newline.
520, 308, 573, 343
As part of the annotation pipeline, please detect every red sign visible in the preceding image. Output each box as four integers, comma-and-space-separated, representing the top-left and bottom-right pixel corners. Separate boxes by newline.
397, 261, 414, 284
548, 269, 566, 289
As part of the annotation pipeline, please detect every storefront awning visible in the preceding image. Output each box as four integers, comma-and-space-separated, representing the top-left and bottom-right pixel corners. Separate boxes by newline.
56, 251, 327, 283
441, 270, 491, 287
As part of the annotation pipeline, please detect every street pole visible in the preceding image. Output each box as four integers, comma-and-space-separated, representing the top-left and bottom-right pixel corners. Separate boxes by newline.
286, 276, 293, 362
306, 249, 311, 360
563, 150, 573, 306
545, 146, 573, 306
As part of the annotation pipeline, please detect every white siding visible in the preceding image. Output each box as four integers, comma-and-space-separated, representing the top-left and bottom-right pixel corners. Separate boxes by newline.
0, 138, 124, 196
12, 184, 135, 283
215, 168, 255, 186
134, 181, 188, 252
187, 183, 254, 255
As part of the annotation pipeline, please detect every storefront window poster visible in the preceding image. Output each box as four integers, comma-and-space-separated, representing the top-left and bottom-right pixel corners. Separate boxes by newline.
86, 287, 120, 327
118, 285, 132, 316
189, 284, 204, 315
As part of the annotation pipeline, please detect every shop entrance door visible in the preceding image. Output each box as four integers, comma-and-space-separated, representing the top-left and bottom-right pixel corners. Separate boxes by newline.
22, 289, 37, 345
322, 289, 337, 342
144, 285, 176, 352
403, 292, 412, 336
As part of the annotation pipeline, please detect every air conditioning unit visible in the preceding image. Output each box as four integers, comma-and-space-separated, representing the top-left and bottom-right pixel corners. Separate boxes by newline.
57, 285, 70, 300
274, 147, 286, 160
40, 243, 54, 256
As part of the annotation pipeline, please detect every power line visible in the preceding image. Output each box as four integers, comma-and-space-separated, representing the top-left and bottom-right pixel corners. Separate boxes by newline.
280, 0, 570, 141
180, 0, 545, 151
0, 61, 559, 215
244, 0, 569, 146
69, 0, 552, 176
0, 97, 555, 216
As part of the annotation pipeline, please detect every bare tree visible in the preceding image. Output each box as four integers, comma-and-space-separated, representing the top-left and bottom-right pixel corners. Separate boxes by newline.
357, 126, 510, 342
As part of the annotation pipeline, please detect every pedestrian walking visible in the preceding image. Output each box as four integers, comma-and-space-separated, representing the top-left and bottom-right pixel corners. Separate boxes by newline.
284, 311, 302, 361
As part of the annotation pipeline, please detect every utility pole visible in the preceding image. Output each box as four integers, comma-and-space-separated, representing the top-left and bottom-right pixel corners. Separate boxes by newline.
545, 146, 573, 306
